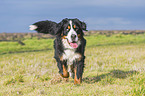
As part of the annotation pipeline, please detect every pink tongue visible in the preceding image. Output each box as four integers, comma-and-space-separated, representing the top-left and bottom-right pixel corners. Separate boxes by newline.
70, 43, 78, 48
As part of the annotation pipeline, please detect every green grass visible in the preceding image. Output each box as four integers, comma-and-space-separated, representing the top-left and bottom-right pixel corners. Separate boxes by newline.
0, 38, 54, 54
0, 34, 145, 95
1, 34, 145, 55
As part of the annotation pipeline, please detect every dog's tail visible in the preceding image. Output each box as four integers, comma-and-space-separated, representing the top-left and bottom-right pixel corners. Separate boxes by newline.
29, 20, 58, 35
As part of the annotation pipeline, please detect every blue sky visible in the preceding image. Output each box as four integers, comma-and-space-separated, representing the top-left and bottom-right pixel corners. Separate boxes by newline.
0, 0, 145, 33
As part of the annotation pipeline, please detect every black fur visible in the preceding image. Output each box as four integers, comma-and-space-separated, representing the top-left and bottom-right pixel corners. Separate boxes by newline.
31, 18, 87, 84
33, 20, 57, 35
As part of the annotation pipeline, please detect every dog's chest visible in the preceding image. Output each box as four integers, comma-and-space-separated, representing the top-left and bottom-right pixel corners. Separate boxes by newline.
62, 49, 81, 65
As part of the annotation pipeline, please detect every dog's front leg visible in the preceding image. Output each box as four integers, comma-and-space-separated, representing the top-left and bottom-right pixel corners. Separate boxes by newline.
74, 61, 84, 84
60, 63, 69, 78
55, 58, 69, 78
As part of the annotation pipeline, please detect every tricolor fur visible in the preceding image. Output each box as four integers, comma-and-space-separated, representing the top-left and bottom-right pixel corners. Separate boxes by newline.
29, 18, 87, 84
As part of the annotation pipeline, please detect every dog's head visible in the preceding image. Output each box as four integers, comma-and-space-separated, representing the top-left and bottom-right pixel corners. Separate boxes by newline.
57, 18, 87, 48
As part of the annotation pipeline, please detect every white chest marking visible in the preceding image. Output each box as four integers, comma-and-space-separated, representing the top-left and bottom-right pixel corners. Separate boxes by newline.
62, 49, 81, 65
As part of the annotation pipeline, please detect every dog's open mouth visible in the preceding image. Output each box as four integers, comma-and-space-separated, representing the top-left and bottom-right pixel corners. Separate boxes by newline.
67, 40, 78, 49
70, 42, 78, 48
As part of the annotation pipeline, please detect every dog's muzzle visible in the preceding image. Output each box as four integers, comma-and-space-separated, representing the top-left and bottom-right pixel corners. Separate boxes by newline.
62, 35, 79, 49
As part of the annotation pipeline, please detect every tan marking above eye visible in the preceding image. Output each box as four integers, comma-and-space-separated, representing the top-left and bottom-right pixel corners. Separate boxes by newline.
68, 26, 70, 29
73, 25, 76, 28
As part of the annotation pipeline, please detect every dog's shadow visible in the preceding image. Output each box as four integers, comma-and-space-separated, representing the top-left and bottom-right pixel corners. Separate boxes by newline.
83, 69, 138, 84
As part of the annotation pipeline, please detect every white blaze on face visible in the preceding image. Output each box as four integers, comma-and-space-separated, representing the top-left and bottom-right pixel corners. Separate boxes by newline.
66, 20, 78, 43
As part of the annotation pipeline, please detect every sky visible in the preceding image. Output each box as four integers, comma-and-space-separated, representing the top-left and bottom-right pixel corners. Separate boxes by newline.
0, 0, 145, 33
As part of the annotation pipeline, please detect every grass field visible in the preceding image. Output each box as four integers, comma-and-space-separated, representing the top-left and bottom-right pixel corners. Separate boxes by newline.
0, 34, 145, 96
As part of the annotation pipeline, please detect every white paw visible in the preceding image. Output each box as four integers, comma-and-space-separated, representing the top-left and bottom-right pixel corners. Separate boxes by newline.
29, 25, 37, 30
68, 68, 74, 78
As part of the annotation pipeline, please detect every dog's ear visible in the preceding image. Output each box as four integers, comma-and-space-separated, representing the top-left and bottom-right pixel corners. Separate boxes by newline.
29, 20, 58, 35
81, 22, 87, 31
74, 18, 87, 31
55, 18, 69, 35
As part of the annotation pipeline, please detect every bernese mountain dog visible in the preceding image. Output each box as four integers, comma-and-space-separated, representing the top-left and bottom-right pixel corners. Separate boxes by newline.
29, 18, 87, 84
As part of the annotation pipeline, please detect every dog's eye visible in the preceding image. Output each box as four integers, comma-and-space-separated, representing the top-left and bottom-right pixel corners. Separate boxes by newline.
66, 29, 69, 31
75, 28, 78, 31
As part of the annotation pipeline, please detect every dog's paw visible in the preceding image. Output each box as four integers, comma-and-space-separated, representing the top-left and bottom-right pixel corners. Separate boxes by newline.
60, 72, 69, 78
29, 25, 37, 30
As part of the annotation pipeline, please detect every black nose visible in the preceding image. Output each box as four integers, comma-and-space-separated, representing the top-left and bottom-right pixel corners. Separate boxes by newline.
71, 34, 76, 40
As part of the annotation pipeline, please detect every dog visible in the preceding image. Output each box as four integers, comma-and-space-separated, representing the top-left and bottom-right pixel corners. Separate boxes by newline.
29, 18, 87, 84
